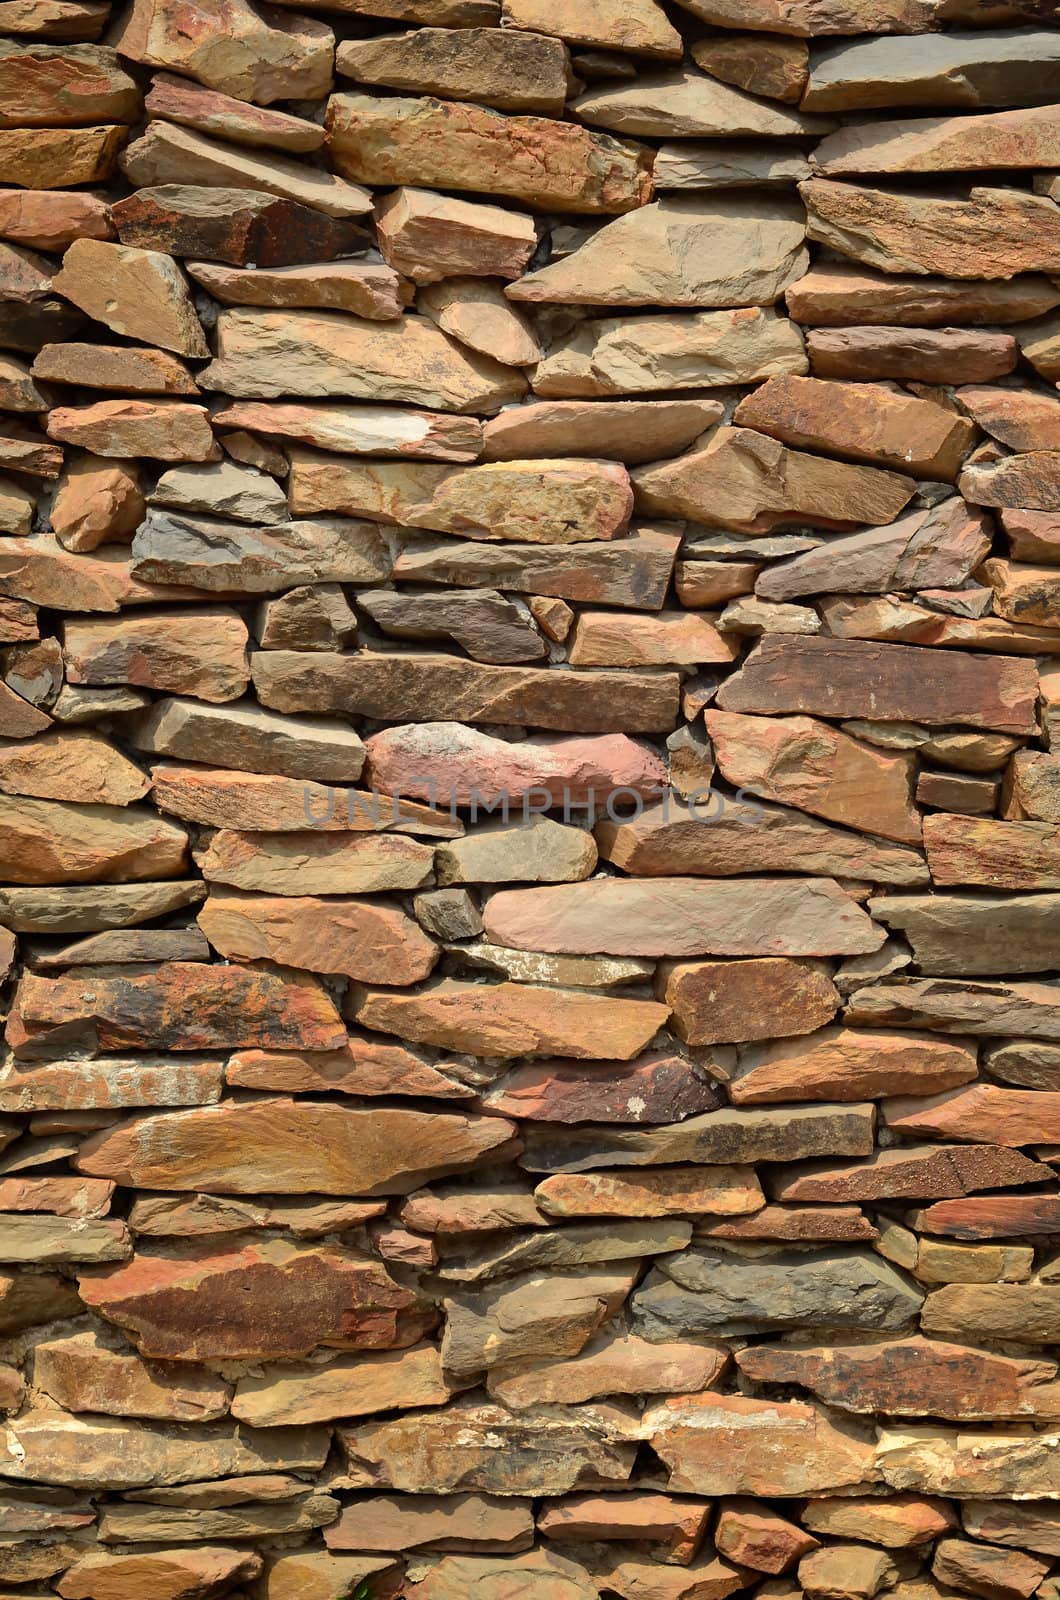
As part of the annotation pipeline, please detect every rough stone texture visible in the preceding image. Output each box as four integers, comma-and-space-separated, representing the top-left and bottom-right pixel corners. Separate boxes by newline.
4, 0, 1060, 1581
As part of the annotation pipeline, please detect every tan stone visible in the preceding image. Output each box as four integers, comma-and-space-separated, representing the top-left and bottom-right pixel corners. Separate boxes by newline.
692, 32, 807, 102
0, 351, 50, 411
535, 1166, 764, 1219
883, 1082, 1060, 1146
802, 180, 1060, 280
0, 794, 186, 886
56, 1548, 262, 1600
50, 455, 144, 553
673, 0, 935, 33
198, 887, 437, 985
111, 0, 333, 104
47, 400, 214, 462
51, 238, 205, 357
801, 1496, 955, 1549
633, 426, 915, 532
437, 817, 597, 886
213, 399, 481, 462
336, 25, 571, 114
144, 70, 324, 153
127, 696, 368, 783
33, 341, 196, 395
201, 308, 525, 412
731, 1028, 977, 1105
503, 0, 679, 56
875, 1423, 1060, 1497
442, 1265, 639, 1378
186, 259, 403, 321
232, 1343, 452, 1426
121, 121, 372, 221
573, 66, 829, 137
481, 399, 720, 464
0, 187, 114, 251
569, 610, 737, 667
227, 1037, 469, 1100
814, 105, 1060, 179
0, 474, 35, 536
786, 261, 1060, 327
0, 1053, 221, 1111
802, 29, 1060, 112
197, 830, 431, 895
0, 124, 125, 188
288, 452, 632, 543
735, 374, 975, 480
63, 610, 249, 703
260, 1553, 401, 1600
716, 1501, 818, 1575
0, 729, 148, 805
326, 1490, 532, 1554
150, 763, 459, 836
394, 527, 679, 609
959, 387, 1060, 454
326, 90, 652, 214
34, 1329, 230, 1421
963, 453, 1060, 513
418, 279, 541, 367
510, 196, 807, 307
376, 187, 536, 284
0, 41, 138, 128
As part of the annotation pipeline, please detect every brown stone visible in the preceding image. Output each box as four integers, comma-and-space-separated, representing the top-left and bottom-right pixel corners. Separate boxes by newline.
807, 327, 1017, 383
0, 351, 50, 411
128, 697, 368, 784
231, 1343, 452, 1426
799, 1544, 899, 1600
490, 1330, 727, 1414
197, 830, 431, 896
254, 584, 358, 651
198, 888, 437, 985
0, 42, 138, 128
149, 763, 458, 836
212, 399, 480, 461
535, 1166, 763, 1219
417, 279, 542, 367
325, 1490, 533, 1553
260, 1553, 401, 1600
933, 1539, 1052, 1600
531, 307, 807, 398
227, 1037, 469, 1100
112, 185, 366, 270
483, 876, 882, 958
187, 259, 403, 322
394, 527, 680, 608
47, 400, 214, 462
144, 71, 325, 153
0, 124, 126, 187
787, 262, 1060, 328
700, 1204, 876, 1244
56, 1548, 262, 1600
252, 650, 679, 734
1000, 508, 1060, 563
201, 308, 525, 412
63, 610, 248, 703
911, 1195, 1060, 1240
0, 729, 148, 806
731, 1028, 978, 1105
540, 1491, 708, 1563
716, 635, 1039, 735
1005, 751, 1060, 822
964, 456, 1060, 513
716, 1500, 819, 1574
0, 188, 113, 251
288, 452, 633, 544
802, 179, 1060, 280
482, 399, 724, 464
0, 1052, 222, 1111
646, 1392, 877, 1497
814, 105, 1060, 180
0, 794, 187, 887
33, 341, 196, 395
923, 814, 1060, 891
357, 587, 544, 664
883, 1082, 1060, 1146
442, 1264, 638, 1377
34, 1329, 229, 1422
376, 186, 536, 284
922, 1284, 1060, 1347
335, 25, 571, 114
846, 976, 1060, 1039
76, 1096, 513, 1194
692, 33, 807, 101
801, 29, 1060, 112
482, 1053, 720, 1125
802, 1496, 955, 1549
354, 979, 667, 1060
111, 0, 333, 104
510, 196, 808, 308
0, 475, 35, 537
963, 1504, 1060, 1559
50, 456, 144, 553
51, 238, 206, 358
406, 1550, 600, 1600
326, 91, 652, 214
633, 426, 915, 532
659, 957, 839, 1047
573, 65, 829, 138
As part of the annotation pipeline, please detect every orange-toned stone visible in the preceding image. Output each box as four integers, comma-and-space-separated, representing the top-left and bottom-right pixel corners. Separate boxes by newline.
730, 1027, 978, 1105
46, 399, 216, 461
658, 957, 840, 1046
568, 610, 739, 667
716, 1499, 819, 1574
198, 888, 438, 985
882, 1083, 1060, 1146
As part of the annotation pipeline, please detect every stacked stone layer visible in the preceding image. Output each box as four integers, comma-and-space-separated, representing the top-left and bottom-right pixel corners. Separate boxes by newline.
3, 0, 1060, 1596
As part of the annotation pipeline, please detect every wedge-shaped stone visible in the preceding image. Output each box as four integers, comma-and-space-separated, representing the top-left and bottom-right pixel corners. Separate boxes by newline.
802, 1496, 955, 1549
50, 454, 145, 554
645, 1392, 877, 1497
32, 340, 194, 395
149, 460, 286, 525
51, 237, 205, 358
0, 881, 204, 934
597, 796, 928, 886
961, 453, 1060, 513
924, 817, 1060, 892
376, 186, 536, 285
198, 888, 438, 985
707, 709, 920, 843
519, 1103, 876, 1174
0, 1214, 129, 1264
535, 1166, 763, 1219
198, 831, 431, 896
691, 30, 807, 101
717, 635, 1039, 734
443, 1266, 638, 1378
716, 1501, 817, 1575
0, 41, 139, 127
737, 1335, 1059, 1421
113, 184, 366, 268
491, 1330, 728, 1413
933, 1538, 1052, 1600
770, 1143, 1045, 1203
143, 70, 325, 153
0, 123, 126, 187
654, 140, 811, 189
325, 1490, 533, 1553
231, 1343, 452, 1426
482, 1054, 720, 1125
731, 1028, 978, 1105
677, 0, 939, 34
200, 307, 524, 412
963, 388, 1060, 457
632, 1246, 923, 1340
802, 31, 1060, 113
0, 730, 148, 807
871, 891, 1060, 977
55, 1548, 261, 1598
326, 91, 651, 213
436, 818, 595, 885
509, 196, 807, 308
353, 980, 668, 1060
33, 1329, 230, 1421
963, 1504, 1060, 1558
149, 764, 460, 836
62, 609, 249, 705
357, 587, 544, 664
0, 1405, 329, 1489
187, 259, 403, 322
227, 1038, 469, 1101
847, 977, 1060, 1039
912, 1195, 1060, 1241
212, 399, 480, 461
75, 1097, 513, 1194
875, 1424, 1060, 1497
814, 105, 1060, 178
98, 1495, 342, 1546
883, 1082, 1060, 1146
482, 399, 724, 463
735, 374, 975, 480
0, 187, 113, 250
340, 1397, 639, 1495
659, 957, 840, 1047
802, 180, 1060, 280
121, 121, 372, 221
0, 795, 186, 886
46, 398, 215, 461
787, 261, 1060, 327
922, 1284, 1060, 1348
394, 527, 680, 608
252, 650, 680, 734
573, 66, 830, 137
9, 962, 345, 1055
335, 26, 570, 114
111, 0, 333, 104
409, 1550, 599, 1600
531, 307, 806, 398
633, 426, 916, 532
125, 697, 367, 783
130, 511, 391, 598
483, 876, 884, 958
288, 452, 633, 543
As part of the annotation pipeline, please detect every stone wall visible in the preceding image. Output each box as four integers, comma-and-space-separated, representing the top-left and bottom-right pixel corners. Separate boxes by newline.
2, 0, 1060, 1596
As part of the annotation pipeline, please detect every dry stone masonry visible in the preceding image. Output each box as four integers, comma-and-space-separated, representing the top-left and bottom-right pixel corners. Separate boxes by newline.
2, 0, 1060, 1596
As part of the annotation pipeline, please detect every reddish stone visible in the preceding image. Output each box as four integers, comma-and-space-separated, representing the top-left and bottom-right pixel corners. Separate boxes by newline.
770, 1144, 1046, 1203
715, 1499, 819, 1574
112, 185, 367, 268
198, 888, 438, 985
482, 1053, 722, 1124
538, 1493, 710, 1564
882, 1083, 1060, 1146
730, 1028, 978, 1104
227, 1039, 470, 1101
910, 1195, 1060, 1240
933, 1539, 1053, 1600
657, 957, 839, 1047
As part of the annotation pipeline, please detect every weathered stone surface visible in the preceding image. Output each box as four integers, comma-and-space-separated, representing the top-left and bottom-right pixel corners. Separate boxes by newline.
875, 1425, 1060, 1496
187, 262, 403, 326
735, 374, 975, 480
231, 1343, 453, 1426
787, 262, 1060, 329
227, 1037, 469, 1101
126, 697, 367, 783
259, 1552, 401, 1600
288, 452, 633, 543
199, 888, 437, 985
394, 527, 680, 608
376, 187, 536, 285
911, 1195, 1060, 1240
481, 1054, 720, 1126
252, 650, 679, 733
814, 106, 1060, 182
144, 71, 325, 153
481, 400, 721, 464
50, 455, 144, 554
846, 977, 1060, 1039
113, 184, 366, 270
418, 279, 542, 367
130, 509, 391, 595
327, 91, 652, 213
716, 1500, 818, 1574
730, 1028, 977, 1104
46, 399, 215, 461
535, 1166, 762, 1219
149, 461, 286, 526
0, 1052, 221, 1111
882, 1082, 1060, 1146
509, 197, 808, 308
63, 611, 249, 704
633, 1246, 923, 1339
326, 1490, 533, 1553
769, 1143, 1045, 1203
802, 1496, 955, 1548
1005, 751, 1060, 821
963, 1503, 1060, 1558
802, 31, 1060, 113
255, 584, 358, 651
798, 1544, 899, 1600
198, 830, 431, 896
149, 763, 459, 836
442, 1266, 638, 1378
212, 399, 480, 461
336, 26, 571, 114
483, 876, 883, 957
716, 635, 1039, 734
802, 180, 1060, 280
633, 426, 915, 532
933, 1538, 1052, 1600
52, 238, 206, 358
573, 66, 829, 137
503, 0, 681, 57
201, 308, 525, 412
33, 341, 195, 394
871, 890, 1060, 976
0, 124, 126, 188
55, 1547, 262, 1600
0, 730, 149, 806
567, 609, 737, 667
111, 0, 333, 104
692, 31, 807, 101
0, 881, 204, 934
962, 454, 1060, 514
807, 326, 1017, 383
659, 958, 840, 1047
654, 139, 812, 190
645, 1392, 877, 1497
0, 188, 113, 251
358, 588, 544, 663
0, 795, 186, 885
34, 1330, 230, 1421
